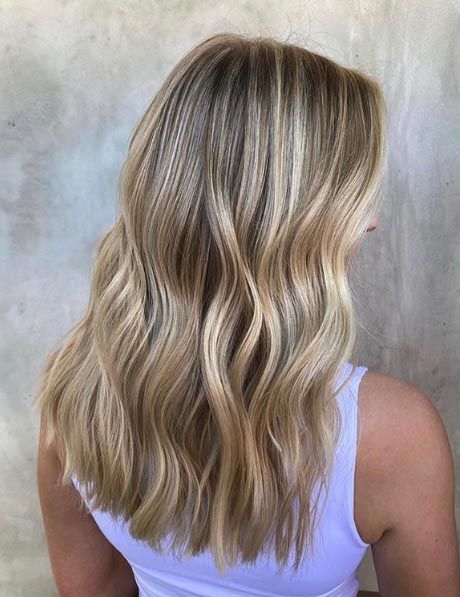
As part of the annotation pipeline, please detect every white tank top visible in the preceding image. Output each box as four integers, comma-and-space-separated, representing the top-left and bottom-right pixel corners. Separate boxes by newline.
71, 361, 370, 596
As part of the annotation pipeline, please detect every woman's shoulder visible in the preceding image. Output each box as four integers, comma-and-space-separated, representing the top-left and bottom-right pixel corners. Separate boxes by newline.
354, 368, 453, 545
358, 368, 442, 439
357, 368, 447, 464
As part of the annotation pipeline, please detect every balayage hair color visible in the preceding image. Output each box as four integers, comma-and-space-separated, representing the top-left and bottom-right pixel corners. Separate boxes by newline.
34, 32, 388, 575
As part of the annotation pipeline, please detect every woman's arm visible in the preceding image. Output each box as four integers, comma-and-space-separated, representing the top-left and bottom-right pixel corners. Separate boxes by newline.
363, 375, 460, 596
36, 414, 138, 596
111, 551, 139, 597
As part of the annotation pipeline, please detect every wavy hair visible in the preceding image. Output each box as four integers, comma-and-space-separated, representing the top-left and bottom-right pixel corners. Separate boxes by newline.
34, 32, 388, 575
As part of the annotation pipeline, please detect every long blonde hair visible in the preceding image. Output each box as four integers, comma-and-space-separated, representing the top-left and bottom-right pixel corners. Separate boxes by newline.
34, 32, 388, 575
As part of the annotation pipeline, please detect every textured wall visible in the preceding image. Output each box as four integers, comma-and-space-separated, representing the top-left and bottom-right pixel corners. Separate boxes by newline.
1, 0, 459, 594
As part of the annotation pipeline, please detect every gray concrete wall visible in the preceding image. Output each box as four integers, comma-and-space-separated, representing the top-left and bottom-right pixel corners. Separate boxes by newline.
1, 1, 459, 594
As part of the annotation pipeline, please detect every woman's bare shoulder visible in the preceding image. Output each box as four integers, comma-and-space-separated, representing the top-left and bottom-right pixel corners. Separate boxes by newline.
358, 369, 446, 461
356, 373, 460, 591
355, 369, 454, 544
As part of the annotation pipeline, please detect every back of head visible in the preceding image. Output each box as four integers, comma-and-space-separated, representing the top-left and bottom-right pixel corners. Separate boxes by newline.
34, 32, 388, 576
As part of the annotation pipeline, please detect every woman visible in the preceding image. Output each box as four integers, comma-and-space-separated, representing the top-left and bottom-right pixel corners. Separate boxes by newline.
35, 32, 460, 596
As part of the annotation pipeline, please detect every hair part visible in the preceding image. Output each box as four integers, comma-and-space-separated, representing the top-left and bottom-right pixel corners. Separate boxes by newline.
34, 32, 388, 575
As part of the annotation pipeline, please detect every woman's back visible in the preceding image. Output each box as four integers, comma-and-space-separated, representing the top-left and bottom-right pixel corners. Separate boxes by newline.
70, 363, 460, 596
70, 361, 372, 597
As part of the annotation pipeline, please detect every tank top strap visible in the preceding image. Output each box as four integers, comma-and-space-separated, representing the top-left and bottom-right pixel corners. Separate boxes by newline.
332, 361, 370, 549
339, 362, 368, 452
